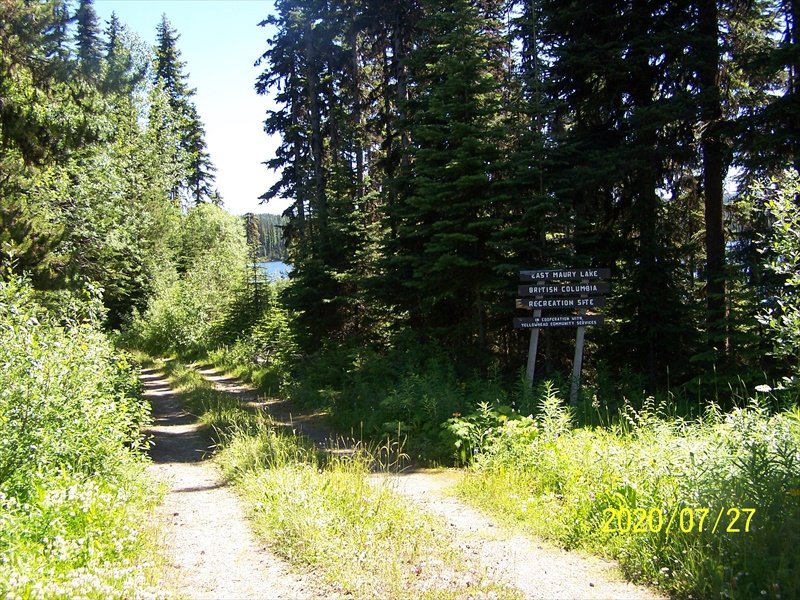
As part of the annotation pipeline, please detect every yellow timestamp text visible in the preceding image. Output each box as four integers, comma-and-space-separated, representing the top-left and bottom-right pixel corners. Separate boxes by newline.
600, 506, 757, 534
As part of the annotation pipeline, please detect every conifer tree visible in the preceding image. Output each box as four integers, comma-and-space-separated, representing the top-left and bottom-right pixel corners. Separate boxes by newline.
694, 0, 728, 354
254, 0, 798, 388
1, 0, 88, 288
535, 0, 706, 385
384, 0, 509, 358
680, 0, 786, 360
146, 81, 188, 206
184, 103, 216, 204
255, 214, 288, 260
75, 0, 102, 80
153, 14, 216, 205
257, 0, 310, 242
258, 0, 372, 347
102, 12, 145, 97
154, 15, 191, 109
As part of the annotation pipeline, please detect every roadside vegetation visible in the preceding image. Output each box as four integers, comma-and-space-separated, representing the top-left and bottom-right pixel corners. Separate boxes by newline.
118, 175, 800, 599
6, 2, 800, 598
1, 2, 221, 595
127, 196, 800, 598
0, 275, 162, 599
455, 386, 800, 599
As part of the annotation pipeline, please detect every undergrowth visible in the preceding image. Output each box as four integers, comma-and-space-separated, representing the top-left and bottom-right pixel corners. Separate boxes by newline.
0, 275, 164, 599
160, 360, 520, 599
143, 274, 800, 598
195, 277, 296, 401
455, 384, 800, 599
285, 342, 515, 463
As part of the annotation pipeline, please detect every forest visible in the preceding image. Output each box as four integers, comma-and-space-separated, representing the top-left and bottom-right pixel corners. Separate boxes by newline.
260, 0, 800, 400
248, 212, 289, 261
1, 0, 799, 598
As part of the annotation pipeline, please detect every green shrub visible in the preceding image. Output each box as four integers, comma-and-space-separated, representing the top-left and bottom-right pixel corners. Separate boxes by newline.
207, 285, 298, 394
457, 385, 800, 599
441, 401, 523, 465
0, 275, 162, 598
127, 203, 248, 356
286, 341, 513, 460
0, 277, 149, 499
0, 469, 163, 599
754, 169, 800, 367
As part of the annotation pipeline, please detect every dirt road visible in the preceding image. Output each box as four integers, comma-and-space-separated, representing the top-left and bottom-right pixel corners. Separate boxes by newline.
186, 364, 665, 600
141, 367, 329, 599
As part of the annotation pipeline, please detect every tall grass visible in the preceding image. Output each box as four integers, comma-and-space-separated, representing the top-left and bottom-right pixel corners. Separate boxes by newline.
456, 385, 800, 599
161, 360, 519, 598
0, 275, 164, 599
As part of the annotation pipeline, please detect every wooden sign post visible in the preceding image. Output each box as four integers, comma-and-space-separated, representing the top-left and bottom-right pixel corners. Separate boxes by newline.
525, 280, 544, 385
514, 268, 609, 405
570, 279, 589, 406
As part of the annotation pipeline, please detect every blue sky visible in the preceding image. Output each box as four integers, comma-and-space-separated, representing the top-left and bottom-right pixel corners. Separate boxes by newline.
94, 0, 288, 215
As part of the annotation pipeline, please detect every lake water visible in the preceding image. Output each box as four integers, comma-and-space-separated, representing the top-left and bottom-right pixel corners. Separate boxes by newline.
257, 260, 291, 280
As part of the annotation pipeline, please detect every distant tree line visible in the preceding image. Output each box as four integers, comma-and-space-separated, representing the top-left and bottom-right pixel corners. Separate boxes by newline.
245, 213, 289, 261
258, 0, 799, 394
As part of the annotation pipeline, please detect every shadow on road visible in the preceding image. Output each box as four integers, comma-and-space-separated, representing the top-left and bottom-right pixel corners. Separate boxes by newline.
141, 368, 213, 464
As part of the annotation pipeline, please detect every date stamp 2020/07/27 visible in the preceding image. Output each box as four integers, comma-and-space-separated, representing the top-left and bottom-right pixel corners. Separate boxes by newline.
600, 506, 757, 535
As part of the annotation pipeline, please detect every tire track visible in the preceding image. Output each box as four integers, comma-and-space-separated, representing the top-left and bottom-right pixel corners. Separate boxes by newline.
141, 367, 328, 599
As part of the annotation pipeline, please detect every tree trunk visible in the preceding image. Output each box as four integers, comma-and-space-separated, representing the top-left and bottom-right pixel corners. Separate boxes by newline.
349, 22, 364, 202
289, 59, 305, 239
697, 0, 727, 352
391, 16, 410, 166
630, 0, 660, 387
305, 22, 326, 241
787, 0, 799, 172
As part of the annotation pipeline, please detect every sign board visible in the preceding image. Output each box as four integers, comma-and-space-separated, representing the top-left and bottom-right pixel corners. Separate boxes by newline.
519, 268, 610, 282
516, 266, 610, 405
516, 297, 606, 310
518, 282, 610, 297
513, 315, 604, 329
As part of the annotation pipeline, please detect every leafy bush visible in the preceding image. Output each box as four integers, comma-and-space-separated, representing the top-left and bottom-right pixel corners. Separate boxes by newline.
0, 473, 163, 599
0, 276, 149, 498
127, 203, 247, 355
287, 341, 511, 460
0, 275, 161, 598
207, 280, 299, 394
757, 169, 800, 367
457, 385, 800, 599
441, 401, 521, 465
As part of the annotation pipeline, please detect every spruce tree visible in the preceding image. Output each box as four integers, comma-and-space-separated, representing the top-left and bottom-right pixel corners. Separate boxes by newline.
535, 0, 706, 386
731, 0, 798, 181
154, 15, 191, 110
153, 14, 215, 205
75, 0, 102, 80
384, 0, 508, 359
682, 0, 784, 363
1, 0, 87, 288
694, 0, 728, 354
184, 103, 216, 204
102, 12, 145, 97
257, 0, 311, 239
258, 1, 326, 347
